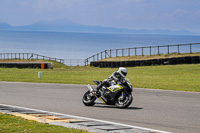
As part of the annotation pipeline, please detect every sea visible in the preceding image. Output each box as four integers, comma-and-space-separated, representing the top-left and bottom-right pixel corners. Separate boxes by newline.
0, 30, 200, 66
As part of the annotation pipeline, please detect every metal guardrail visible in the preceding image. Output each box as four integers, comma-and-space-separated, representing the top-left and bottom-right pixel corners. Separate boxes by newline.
85, 43, 200, 65
0, 53, 86, 66
0, 53, 64, 64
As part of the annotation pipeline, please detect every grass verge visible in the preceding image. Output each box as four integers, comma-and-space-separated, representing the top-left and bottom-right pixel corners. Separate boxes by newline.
0, 113, 88, 133
0, 63, 199, 92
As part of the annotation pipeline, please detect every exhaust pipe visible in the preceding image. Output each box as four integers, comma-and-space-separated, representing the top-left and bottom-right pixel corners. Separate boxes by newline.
87, 84, 97, 98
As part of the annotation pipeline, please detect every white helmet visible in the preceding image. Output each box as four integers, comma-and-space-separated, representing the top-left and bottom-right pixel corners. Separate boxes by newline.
117, 67, 127, 78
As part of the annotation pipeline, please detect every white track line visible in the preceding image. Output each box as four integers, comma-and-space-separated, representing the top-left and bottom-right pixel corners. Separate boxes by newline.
0, 103, 171, 133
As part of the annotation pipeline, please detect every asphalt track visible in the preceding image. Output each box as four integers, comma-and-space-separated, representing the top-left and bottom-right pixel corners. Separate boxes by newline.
0, 81, 199, 133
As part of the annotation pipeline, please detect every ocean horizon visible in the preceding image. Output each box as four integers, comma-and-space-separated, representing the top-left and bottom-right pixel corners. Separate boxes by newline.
0, 30, 200, 65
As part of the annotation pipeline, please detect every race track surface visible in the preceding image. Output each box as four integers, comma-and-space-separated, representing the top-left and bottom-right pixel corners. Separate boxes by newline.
0, 82, 199, 133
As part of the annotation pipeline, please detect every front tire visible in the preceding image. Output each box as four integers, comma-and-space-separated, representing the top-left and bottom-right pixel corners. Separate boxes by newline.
82, 90, 96, 106
115, 92, 133, 109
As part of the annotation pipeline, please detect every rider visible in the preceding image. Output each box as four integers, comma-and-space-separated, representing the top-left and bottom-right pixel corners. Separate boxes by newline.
94, 67, 127, 95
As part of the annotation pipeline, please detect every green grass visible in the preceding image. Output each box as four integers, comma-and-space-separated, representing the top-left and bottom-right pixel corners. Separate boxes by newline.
0, 113, 88, 133
0, 63, 200, 92
0, 61, 199, 132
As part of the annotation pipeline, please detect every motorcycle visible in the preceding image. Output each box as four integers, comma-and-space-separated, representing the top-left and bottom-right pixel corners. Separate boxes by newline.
82, 78, 133, 108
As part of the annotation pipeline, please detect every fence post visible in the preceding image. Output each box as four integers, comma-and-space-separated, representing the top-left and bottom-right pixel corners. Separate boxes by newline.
142, 47, 144, 56
101, 52, 103, 60
190, 43, 192, 53
158, 46, 160, 55
31, 53, 32, 60
135, 48, 137, 56
93, 55, 95, 61
122, 49, 124, 57
177, 45, 180, 54
105, 50, 107, 58
168, 45, 170, 54
110, 50, 112, 58
116, 49, 118, 57
128, 48, 130, 56
150, 47, 151, 56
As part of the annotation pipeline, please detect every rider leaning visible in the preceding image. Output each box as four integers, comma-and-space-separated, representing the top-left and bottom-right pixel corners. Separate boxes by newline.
94, 67, 127, 94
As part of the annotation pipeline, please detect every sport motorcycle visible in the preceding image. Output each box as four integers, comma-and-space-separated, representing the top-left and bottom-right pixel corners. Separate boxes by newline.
82, 78, 133, 108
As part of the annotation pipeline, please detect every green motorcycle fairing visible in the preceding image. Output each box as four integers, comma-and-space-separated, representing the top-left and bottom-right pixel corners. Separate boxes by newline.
99, 84, 129, 105
107, 84, 123, 92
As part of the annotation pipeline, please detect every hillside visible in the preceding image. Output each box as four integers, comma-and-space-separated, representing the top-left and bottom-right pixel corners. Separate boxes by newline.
0, 19, 196, 35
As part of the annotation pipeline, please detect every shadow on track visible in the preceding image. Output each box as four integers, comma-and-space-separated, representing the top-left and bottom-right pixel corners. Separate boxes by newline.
92, 105, 143, 110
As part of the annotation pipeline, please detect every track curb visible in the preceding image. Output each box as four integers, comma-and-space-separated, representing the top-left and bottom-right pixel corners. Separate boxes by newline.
0, 104, 171, 133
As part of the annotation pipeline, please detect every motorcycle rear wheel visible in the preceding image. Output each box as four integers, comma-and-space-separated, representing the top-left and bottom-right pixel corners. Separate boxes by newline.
115, 92, 133, 109
82, 90, 96, 106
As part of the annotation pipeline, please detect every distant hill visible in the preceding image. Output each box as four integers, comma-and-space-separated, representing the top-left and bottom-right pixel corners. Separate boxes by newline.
0, 22, 12, 29
0, 19, 197, 35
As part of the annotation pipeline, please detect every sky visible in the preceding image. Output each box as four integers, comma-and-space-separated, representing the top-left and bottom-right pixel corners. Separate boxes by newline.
0, 0, 200, 32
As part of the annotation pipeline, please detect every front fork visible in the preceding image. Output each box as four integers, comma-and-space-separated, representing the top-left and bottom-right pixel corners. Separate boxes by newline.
121, 92, 126, 99
119, 91, 128, 102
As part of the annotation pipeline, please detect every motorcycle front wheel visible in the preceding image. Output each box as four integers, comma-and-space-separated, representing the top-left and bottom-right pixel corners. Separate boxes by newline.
115, 92, 133, 109
82, 90, 96, 106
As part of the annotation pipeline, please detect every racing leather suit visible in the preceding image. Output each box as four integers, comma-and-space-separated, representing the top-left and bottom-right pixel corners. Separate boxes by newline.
95, 71, 124, 92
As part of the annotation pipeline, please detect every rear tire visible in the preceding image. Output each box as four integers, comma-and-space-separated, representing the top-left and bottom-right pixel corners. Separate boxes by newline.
82, 90, 96, 106
115, 92, 133, 109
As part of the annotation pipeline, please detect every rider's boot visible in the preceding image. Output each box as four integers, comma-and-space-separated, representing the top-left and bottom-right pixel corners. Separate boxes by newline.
94, 87, 101, 97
